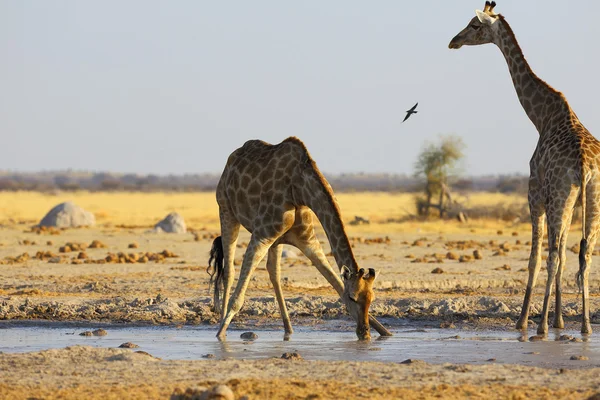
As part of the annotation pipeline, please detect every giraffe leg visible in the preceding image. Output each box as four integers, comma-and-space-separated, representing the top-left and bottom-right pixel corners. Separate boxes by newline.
217, 207, 240, 320
580, 235, 596, 334
217, 235, 276, 339
553, 217, 571, 329
266, 244, 293, 339
538, 193, 577, 335
516, 207, 545, 330
580, 189, 600, 334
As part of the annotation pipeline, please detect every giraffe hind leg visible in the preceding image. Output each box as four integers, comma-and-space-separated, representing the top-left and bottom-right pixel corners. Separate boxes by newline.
217, 207, 240, 321
266, 244, 293, 340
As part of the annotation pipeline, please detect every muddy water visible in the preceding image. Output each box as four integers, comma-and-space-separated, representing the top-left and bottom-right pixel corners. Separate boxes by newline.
1, 321, 599, 369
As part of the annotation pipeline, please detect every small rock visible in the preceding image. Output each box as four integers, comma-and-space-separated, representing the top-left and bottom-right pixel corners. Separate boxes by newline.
202, 353, 215, 359
205, 384, 234, 400
240, 332, 258, 340
459, 255, 473, 263
529, 335, 544, 342
79, 331, 93, 336
431, 267, 444, 274
400, 358, 425, 365
570, 355, 589, 361
494, 264, 511, 271
487, 358, 496, 362
473, 250, 483, 260
558, 335, 574, 341
281, 352, 303, 360
92, 329, 108, 336
570, 337, 583, 343
119, 342, 139, 348
446, 252, 459, 260
89, 240, 106, 249
128, 242, 139, 249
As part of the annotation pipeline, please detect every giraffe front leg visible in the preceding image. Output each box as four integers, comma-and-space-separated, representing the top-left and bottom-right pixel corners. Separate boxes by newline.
217, 235, 275, 339
266, 244, 293, 340
516, 204, 545, 330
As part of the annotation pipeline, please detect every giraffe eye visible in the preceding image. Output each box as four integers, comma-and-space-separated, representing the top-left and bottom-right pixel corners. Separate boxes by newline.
471, 24, 481, 30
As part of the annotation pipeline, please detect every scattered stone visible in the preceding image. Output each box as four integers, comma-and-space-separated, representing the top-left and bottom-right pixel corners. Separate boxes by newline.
77, 252, 88, 260
494, 264, 511, 271
487, 358, 497, 362
512, 232, 519, 236
400, 358, 425, 365
558, 335, 574, 341
202, 353, 215, 359
570, 243, 581, 254
431, 267, 444, 274
240, 332, 258, 340
281, 352, 303, 360
119, 342, 139, 348
59, 245, 72, 253
473, 250, 483, 260
446, 252, 459, 260
79, 331, 93, 336
529, 335, 545, 342
39, 201, 95, 228
134, 351, 157, 358
46, 240, 53, 246
154, 212, 187, 233
497, 230, 503, 235
128, 242, 139, 249
92, 329, 108, 336
459, 255, 473, 263
405, 254, 416, 259
570, 355, 589, 361
89, 240, 107, 249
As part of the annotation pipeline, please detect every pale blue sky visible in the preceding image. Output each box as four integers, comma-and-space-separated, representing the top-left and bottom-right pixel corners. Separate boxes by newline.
1, 1, 598, 175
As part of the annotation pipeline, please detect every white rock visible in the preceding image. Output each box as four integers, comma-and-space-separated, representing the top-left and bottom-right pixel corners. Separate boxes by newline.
153, 212, 186, 233
39, 201, 95, 228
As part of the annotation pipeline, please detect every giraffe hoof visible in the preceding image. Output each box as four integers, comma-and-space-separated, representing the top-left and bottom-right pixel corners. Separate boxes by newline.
536, 324, 548, 335
553, 318, 565, 329
582, 323, 592, 335
515, 318, 528, 330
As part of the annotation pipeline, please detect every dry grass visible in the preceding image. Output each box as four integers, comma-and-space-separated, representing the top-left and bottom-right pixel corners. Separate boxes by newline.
0, 191, 529, 233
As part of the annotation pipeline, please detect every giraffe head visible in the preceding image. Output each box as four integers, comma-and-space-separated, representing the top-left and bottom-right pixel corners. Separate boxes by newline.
341, 266, 376, 340
448, 1, 501, 49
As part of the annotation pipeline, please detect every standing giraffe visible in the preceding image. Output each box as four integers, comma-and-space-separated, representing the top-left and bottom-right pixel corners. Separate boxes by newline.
449, 2, 599, 335
209, 136, 392, 340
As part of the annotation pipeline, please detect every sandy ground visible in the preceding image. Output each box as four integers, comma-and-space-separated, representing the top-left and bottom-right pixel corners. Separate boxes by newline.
1, 345, 599, 400
1, 221, 600, 399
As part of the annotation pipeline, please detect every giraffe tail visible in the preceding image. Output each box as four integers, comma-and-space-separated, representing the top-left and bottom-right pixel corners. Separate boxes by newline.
576, 165, 588, 292
207, 236, 224, 308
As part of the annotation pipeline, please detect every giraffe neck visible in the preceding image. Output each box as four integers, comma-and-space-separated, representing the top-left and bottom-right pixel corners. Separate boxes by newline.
297, 165, 358, 272
494, 17, 570, 134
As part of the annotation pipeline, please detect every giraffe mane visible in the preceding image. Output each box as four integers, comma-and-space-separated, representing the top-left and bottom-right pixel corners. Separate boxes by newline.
283, 136, 360, 272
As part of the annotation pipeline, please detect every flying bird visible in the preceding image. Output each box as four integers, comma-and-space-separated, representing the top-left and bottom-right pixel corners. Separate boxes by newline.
403, 102, 418, 123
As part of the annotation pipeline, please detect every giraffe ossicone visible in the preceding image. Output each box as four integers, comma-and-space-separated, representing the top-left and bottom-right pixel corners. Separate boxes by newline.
450, 2, 599, 335
209, 136, 392, 340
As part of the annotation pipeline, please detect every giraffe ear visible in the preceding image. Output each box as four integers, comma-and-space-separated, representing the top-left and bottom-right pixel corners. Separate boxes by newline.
341, 265, 352, 281
475, 9, 497, 25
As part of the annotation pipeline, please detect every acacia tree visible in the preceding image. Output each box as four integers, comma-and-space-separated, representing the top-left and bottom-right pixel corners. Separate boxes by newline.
414, 135, 465, 218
